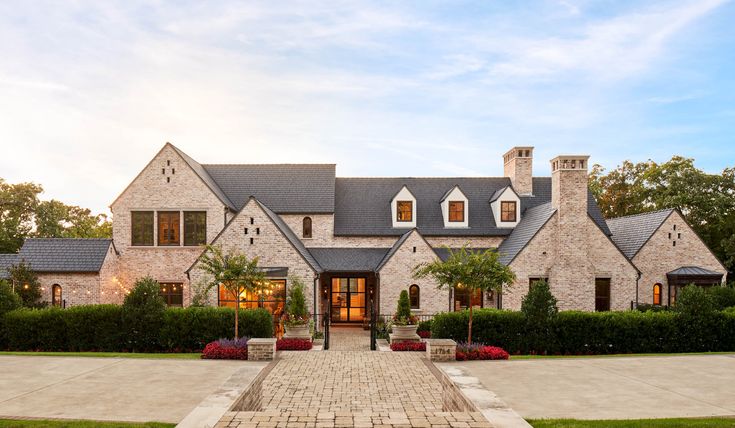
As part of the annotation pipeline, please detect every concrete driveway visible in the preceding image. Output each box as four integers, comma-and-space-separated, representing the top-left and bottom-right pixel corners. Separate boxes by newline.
0, 356, 266, 423
439, 354, 735, 420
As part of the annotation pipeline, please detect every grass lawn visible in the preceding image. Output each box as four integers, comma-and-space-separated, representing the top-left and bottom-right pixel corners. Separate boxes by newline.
0, 420, 174, 428
510, 352, 735, 360
0, 352, 201, 360
528, 418, 735, 427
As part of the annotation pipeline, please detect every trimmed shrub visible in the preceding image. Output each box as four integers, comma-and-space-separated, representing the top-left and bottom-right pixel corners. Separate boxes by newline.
417, 319, 432, 332
0, 280, 22, 316
202, 337, 249, 360
122, 277, 166, 352
65, 305, 124, 352
708, 286, 735, 311
431, 308, 735, 355
276, 338, 312, 350
3, 308, 68, 351
455, 343, 509, 361
390, 341, 426, 351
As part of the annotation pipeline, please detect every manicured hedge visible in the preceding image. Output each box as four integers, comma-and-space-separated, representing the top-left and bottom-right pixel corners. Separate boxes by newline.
1, 306, 272, 352
432, 308, 735, 355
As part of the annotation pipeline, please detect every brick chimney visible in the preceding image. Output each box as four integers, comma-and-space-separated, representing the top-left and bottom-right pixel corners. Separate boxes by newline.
503, 147, 534, 195
550, 155, 590, 212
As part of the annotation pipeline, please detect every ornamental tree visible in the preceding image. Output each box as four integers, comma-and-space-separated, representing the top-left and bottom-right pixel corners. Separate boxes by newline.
413, 246, 515, 344
198, 245, 267, 339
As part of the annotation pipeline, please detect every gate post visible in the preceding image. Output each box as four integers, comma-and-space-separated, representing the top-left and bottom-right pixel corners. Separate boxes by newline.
370, 298, 377, 350
323, 310, 330, 350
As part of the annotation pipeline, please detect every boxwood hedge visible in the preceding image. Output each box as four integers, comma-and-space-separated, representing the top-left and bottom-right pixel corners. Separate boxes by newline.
1, 305, 272, 352
432, 308, 735, 355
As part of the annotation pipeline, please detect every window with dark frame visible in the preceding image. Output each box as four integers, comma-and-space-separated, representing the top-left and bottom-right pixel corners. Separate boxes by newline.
303, 217, 312, 238
529, 277, 549, 290
595, 278, 611, 311
448, 201, 465, 222
409, 284, 420, 309
52, 284, 62, 307
160, 283, 183, 307
218, 279, 286, 314
454, 286, 482, 311
397, 201, 413, 222
653, 283, 662, 305
158, 211, 180, 246
183, 211, 206, 246
131, 211, 154, 246
500, 201, 517, 222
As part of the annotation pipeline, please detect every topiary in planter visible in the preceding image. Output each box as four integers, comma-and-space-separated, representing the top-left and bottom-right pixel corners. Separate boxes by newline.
393, 290, 417, 326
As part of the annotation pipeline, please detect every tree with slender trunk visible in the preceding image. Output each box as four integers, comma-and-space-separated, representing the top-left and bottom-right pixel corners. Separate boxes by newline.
413, 246, 515, 344
198, 245, 267, 339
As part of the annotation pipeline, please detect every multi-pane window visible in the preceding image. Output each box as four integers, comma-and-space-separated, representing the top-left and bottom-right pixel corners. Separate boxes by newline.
397, 201, 413, 222
52, 284, 62, 307
303, 217, 312, 238
160, 283, 183, 307
131, 211, 154, 246
409, 284, 420, 309
218, 280, 286, 314
500, 201, 517, 222
158, 211, 180, 246
529, 277, 549, 290
184, 211, 207, 246
448, 201, 464, 222
454, 286, 482, 311
653, 283, 662, 305
595, 278, 611, 312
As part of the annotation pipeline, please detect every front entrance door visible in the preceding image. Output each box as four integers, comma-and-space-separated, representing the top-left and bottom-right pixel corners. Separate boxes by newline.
331, 277, 366, 323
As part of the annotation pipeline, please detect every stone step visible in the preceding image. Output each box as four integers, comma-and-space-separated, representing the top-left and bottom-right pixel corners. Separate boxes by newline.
216, 409, 495, 427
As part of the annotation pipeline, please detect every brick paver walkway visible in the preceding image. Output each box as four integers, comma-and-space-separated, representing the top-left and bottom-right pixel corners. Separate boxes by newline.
327, 326, 371, 351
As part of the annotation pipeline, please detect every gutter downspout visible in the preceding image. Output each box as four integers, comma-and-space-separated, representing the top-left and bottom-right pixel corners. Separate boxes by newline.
635, 271, 641, 309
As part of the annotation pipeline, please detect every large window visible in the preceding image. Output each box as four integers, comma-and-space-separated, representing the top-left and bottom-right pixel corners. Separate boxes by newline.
160, 283, 183, 307
158, 211, 180, 246
183, 211, 206, 246
595, 278, 611, 311
529, 277, 549, 290
500, 201, 517, 222
52, 284, 62, 307
218, 279, 286, 315
397, 201, 413, 222
653, 283, 662, 305
131, 211, 154, 246
303, 217, 312, 238
454, 286, 482, 311
409, 284, 420, 309
331, 278, 366, 323
448, 201, 465, 222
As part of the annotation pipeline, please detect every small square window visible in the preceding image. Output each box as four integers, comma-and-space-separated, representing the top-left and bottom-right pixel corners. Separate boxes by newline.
500, 201, 517, 222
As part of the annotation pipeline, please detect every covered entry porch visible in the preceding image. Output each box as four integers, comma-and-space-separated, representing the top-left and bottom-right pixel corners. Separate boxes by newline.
319, 272, 378, 325
666, 266, 724, 305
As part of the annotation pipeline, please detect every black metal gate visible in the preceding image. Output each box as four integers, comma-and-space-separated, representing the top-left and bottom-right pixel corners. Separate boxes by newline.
323, 310, 330, 350
370, 298, 377, 350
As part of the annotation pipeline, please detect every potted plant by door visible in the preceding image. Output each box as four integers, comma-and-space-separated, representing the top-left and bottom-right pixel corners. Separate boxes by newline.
282, 277, 311, 340
390, 290, 420, 342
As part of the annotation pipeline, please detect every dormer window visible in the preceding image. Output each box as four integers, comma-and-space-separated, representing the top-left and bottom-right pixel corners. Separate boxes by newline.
397, 201, 413, 222
448, 201, 464, 222
501, 201, 517, 222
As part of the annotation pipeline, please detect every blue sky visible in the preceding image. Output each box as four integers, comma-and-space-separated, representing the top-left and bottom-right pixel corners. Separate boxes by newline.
0, 0, 733, 214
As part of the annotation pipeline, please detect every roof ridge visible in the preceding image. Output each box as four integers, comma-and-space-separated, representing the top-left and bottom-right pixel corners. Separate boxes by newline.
203, 163, 336, 167
607, 208, 675, 222
24, 237, 112, 241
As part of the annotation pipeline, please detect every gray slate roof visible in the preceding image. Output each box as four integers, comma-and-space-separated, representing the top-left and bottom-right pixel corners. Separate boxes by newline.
607, 209, 674, 259
15, 239, 113, 272
309, 248, 390, 272
256, 199, 323, 273
497, 202, 556, 265
434, 247, 495, 262
203, 164, 336, 213
667, 266, 723, 276
376, 230, 415, 271
0, 254, 19, 279
171, 144, 237, 210
334, 177, 608, 237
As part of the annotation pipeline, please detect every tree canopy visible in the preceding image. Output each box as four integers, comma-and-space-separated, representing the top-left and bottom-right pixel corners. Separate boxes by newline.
589, 157, 735, 270
0, 178, 111, 253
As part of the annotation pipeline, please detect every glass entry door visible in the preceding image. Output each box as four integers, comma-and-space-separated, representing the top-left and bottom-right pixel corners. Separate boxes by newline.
331, 277, 366, 322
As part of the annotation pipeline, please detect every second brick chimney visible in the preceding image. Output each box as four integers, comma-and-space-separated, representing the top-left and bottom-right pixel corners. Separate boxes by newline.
503, 147, 534, 195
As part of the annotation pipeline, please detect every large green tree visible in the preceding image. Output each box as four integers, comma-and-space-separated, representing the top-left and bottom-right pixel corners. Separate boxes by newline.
0, 178, 111, 253
413, 247, 515, 344
590, 157, 735, 270
198, 245, 267, 339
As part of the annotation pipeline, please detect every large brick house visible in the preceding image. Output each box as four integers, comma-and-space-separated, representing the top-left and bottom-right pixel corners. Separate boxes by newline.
1, 144, 726, 321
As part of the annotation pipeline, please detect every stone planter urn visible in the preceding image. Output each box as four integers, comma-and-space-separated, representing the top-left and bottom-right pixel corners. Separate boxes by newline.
283, 324, 311, 340
390, 324, 421, 343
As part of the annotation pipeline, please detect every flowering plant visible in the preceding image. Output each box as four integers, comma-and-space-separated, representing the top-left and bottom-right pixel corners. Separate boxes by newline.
201, 337, 249, 360
276, 338, 313, 350
390, 341, 426, 351
455, 342, 509, 361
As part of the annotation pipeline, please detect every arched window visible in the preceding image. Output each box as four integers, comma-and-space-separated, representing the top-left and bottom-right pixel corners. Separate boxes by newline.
302, 217, 312, 238
653, 283, 662, 306
409, 284, 420, 309
52, 284, 62, 307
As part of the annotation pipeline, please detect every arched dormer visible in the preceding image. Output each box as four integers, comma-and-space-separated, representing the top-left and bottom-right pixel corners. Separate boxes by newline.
440, 185, 468, 228
490, 186, 521, 228
391, 185, 416, 228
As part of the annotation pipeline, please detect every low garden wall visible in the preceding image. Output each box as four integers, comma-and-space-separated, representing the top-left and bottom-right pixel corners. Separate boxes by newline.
432, 308, 735, 355
0, 305, 273, 352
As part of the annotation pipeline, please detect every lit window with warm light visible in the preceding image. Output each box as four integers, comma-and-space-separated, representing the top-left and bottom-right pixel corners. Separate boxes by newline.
397, 201, 413, 222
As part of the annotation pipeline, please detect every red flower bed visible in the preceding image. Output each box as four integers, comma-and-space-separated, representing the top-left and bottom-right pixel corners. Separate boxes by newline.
276, 338, 313, 350
390, 341, 426, 351
201, 341, 248, 360
418, 330, 431, 339
455, 343, 509, 361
